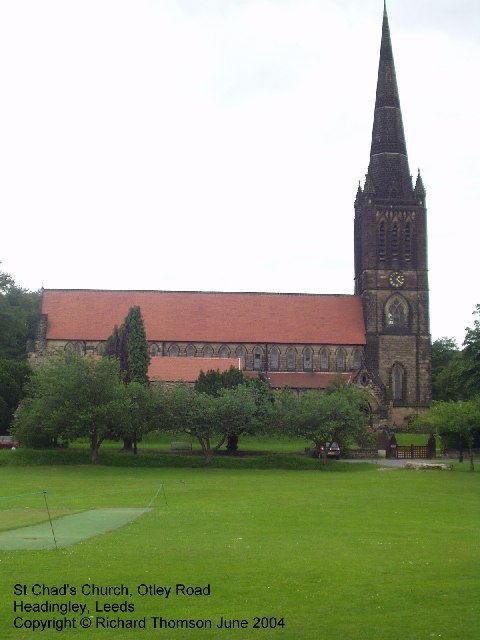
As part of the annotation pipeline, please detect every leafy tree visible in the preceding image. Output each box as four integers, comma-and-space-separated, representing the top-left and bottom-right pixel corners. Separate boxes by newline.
462, 304, 480, 397
13, 352, 127, 462
195, 366, 246, 452
430, 307, 480, 401
165, 384, 258, 464
120, 382, 166, 454
432, 351, 466, 402
431, 337, 466, 401
243, 373, 276, 434
432, 337, 459, 372
278, 383, 370, 464
0, 265, 40, 360
0, 359, 31, 433
193, 368, 274, 452
413, 397, 480, 471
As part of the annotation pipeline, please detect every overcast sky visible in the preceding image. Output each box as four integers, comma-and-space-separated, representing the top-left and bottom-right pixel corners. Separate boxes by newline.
1, 0, 479, 345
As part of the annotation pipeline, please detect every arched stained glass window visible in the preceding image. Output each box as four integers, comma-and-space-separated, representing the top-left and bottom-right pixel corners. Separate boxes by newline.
353, 349, 362, 370
392, 364, 405, 401
168, 344, 179, 357
287, 348, 296, 371
203, 345, 214, 358
320, 348, 329, 371
387, 300, 406, 328
219, 346, 230, 358
236, 346, 247, 366
186, 345, 196, 358
303, 348, 313, 370
336, 349, 346, 372
270, 347, 280, 371
65, 341, 85, 355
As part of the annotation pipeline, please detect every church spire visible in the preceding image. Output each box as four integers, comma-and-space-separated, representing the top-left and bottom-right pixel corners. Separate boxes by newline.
366, 3, 413, 199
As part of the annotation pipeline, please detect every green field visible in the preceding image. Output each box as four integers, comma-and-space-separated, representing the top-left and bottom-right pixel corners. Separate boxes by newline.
0, 461, 478, 639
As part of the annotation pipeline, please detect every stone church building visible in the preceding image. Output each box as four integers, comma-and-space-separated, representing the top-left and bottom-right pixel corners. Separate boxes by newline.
32, 6, 431, 428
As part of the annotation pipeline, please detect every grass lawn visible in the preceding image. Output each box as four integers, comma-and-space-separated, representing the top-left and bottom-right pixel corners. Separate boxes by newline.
69, 432, 313, 454
0, 462, 478, 639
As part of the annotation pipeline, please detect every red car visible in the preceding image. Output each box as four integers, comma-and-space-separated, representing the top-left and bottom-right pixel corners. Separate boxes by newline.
0, 436, 20, 449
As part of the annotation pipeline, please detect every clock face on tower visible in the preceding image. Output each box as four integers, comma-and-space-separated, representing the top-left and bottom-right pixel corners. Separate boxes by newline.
388, 271, 405, 288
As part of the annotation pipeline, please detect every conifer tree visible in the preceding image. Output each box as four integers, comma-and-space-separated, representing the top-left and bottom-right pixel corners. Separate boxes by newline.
121, 306, 150, 384
104, 307, 150, 385
104, 306, 150, 451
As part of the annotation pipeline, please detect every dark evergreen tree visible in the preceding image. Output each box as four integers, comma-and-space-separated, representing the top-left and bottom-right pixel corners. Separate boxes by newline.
122, 306, 150, 384
105, 307, 150, 384
194, 366, 244, 396
104, 324, 121, 359
104, 306, 150, 451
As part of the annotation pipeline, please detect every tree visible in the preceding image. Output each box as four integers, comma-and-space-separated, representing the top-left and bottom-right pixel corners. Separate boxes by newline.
462, 304, 480, 398
0, 359, 31, 433
412, 398, 480, 471
431, 337, 461, 400
120, 382, 166, 454
105, 306, 150, 384
432, 352, 466, 402
194, 366, 247, 452
432, 337, 459, 371
193, 368, 274, 453
0, 265, 40, 360
194, 366, 244, 396
13, 352, 127, 462
104, 306, 150, 451
165, 384, 258, 464
243, 373, 276, 435
279, 383, 370, 464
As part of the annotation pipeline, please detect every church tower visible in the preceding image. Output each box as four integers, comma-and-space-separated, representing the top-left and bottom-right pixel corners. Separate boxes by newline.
354, 4, 431, 426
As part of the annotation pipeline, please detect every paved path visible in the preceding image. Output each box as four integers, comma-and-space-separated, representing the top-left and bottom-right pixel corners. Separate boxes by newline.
343, 458, 458, 467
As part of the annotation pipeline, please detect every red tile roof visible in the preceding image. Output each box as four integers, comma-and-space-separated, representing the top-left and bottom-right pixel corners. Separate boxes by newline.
245, 371, 355, 390
148, 357, 240, 383
41, 289, 366, 345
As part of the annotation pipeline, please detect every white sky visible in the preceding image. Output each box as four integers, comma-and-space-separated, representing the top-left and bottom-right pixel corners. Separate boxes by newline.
1, 0, 479, 346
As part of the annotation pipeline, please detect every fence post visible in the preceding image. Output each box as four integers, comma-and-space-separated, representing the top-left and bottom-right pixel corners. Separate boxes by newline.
388, 435, 398, 459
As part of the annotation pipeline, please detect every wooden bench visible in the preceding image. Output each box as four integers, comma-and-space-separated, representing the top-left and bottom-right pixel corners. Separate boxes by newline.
170, 441, 193, 453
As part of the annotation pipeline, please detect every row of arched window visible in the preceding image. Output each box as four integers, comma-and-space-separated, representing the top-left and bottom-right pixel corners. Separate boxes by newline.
64, 340, 364, 372
154, 343, 364, 373
62, 340, 407, 403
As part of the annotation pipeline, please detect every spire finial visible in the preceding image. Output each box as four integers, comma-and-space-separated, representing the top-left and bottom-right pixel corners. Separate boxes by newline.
384, 1, 387, 17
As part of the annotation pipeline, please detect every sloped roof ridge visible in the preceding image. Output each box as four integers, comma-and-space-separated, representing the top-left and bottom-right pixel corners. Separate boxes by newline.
42, 288, 358, 298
